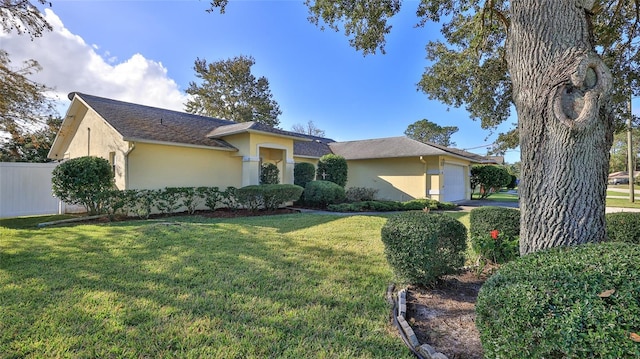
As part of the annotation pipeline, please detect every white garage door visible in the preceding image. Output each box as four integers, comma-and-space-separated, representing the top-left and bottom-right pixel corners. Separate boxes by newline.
442, 163, 467, 202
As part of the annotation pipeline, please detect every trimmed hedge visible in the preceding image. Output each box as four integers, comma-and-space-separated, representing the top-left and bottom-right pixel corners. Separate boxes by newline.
294, 162, 315, 188
316, 154, 348, 187
606, 212, 640, 244
236, 184, 304, 211
381, 212, 467, 286
327, 199, 457, 212
260, 163, 280, 184
345, 187, 378, 202
469, 206, 520, 263
476, 242, 640, 358
303, 180, 345, 208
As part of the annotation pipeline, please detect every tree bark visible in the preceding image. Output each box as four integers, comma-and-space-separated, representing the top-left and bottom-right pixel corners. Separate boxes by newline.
507, 0, 614, 254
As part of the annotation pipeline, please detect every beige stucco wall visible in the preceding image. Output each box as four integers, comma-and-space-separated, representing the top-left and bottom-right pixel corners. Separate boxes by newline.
127, 142, 242, 190
58, 106, 129, 189
225, 132, 296, 185
346, 157, 427, 201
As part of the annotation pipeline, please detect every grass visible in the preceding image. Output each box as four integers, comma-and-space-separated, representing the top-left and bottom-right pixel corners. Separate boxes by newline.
1, 213, 416, 358
606, 197, 640, 209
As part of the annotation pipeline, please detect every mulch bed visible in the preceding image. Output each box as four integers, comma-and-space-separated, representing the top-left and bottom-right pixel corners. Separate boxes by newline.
405, 266, 498, 359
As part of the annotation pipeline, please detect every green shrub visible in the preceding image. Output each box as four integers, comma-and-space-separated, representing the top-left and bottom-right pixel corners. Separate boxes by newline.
222, 187, 239, 211
317, 154, 348, 187
178, 187, 203, 215
345, 187, 378, 202
470, 165, 511, 199
156, 187, 183, 215
134, 189, 160, 219
51, 156, 114, 215
261, 184, 303, 210
99, 189, 127, 220
260, 163, 280, 184
304, 180, 346, 208
381, 212, 467, 286
237, 184, 304, 211
198, 186, 223, 211
476, 242, 640, 358
236, 186, 264, 211
327, 200, 402, 212
401, 199, 457, 211
326, 199, 457, 213
606, 212, 640, 244
506, 174, 517, 189
294, 162, 316, 188
469, 206, 520, 263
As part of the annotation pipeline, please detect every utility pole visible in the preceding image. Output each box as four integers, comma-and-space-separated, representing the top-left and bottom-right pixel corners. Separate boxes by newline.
628, 97, 635, 202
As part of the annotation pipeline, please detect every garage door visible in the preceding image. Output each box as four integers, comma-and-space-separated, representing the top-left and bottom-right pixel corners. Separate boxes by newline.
442, 163, 467, 202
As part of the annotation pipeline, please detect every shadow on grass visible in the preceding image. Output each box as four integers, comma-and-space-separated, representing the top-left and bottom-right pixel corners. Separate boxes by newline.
0, 215, 410, 358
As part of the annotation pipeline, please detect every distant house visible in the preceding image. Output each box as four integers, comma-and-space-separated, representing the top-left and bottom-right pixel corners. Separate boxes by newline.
608, 171, 640, 185
49, 93, 488, 203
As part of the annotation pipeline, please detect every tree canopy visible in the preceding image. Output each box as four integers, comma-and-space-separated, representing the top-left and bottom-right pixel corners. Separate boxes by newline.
0, 116, 61, 162
291, 120, 326, 137
0, 1, 56, 133
185, 55, 282, 127
0, 0, 52, 39
291, 1, 640, 152
404, 118, 458, 146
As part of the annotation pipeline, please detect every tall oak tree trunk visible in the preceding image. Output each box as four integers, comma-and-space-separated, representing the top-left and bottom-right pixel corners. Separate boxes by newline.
507, 0, 614, 254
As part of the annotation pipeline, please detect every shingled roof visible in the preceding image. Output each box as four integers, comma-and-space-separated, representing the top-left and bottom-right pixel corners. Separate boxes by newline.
292, 134, 335, 158
71, 92, 309, 150
328, 136, 485, 162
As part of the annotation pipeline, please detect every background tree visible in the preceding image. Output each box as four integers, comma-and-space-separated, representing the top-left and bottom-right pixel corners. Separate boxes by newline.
291, 120, 326, 137
185, 55, 281, 127
0, 1, 56, 133
257, 0, 639, 255
404, 118, 458, 146
470, 165, 511, 199
0, 116, 61, 162
0, 0, 52, 39
609, 130, 639, 173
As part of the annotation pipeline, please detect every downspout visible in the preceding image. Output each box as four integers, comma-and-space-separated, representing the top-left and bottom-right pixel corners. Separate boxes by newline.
124, 142, 136, 189
419, 156, 428, 199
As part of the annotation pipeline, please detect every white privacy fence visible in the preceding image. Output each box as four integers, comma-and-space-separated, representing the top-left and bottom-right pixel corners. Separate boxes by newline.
0, 162, 69, 218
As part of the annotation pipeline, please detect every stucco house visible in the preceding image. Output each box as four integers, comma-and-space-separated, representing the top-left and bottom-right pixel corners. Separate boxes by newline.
48, 93, 488, 203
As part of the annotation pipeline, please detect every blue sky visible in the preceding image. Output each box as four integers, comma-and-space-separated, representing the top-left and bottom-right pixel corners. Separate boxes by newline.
2, 0, 522, 162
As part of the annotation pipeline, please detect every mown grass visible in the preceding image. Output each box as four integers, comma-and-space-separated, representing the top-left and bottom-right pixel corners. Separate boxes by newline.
1, 213, 415, 358
606, 197, 640, 209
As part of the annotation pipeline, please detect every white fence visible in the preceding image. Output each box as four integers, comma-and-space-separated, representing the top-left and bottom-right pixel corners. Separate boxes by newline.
0, 162, 67, 218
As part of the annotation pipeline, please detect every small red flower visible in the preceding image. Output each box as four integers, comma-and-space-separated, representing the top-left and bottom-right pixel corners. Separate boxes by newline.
490, 230, 500, 240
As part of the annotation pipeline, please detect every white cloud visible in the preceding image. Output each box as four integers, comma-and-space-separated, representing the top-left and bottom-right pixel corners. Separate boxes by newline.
1, 9, 188, 113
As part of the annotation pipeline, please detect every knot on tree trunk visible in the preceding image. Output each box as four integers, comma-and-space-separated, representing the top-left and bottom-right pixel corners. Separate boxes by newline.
548, 48, 612, 131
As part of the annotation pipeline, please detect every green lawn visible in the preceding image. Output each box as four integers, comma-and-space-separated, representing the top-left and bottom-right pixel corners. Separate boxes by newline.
1, 213, 416, 358
606, 197, 640, 209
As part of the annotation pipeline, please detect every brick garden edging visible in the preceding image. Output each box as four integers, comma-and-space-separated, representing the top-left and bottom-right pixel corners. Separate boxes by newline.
388, 286, 449, 359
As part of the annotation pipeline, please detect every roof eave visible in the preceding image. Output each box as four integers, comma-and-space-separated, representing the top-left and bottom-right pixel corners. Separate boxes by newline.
123, 137, 238, 151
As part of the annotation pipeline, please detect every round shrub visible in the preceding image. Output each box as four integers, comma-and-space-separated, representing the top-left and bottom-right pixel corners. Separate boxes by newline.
476, 242, 640, 358
303, 180, 345, 208
381, 212, 467, 286
469, 206, 520, 263
260, 162, 280, 184
606, 212, 640, 244
316, 154, 348, 187
294, 162, 316, 188
51, 156, 114, 214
